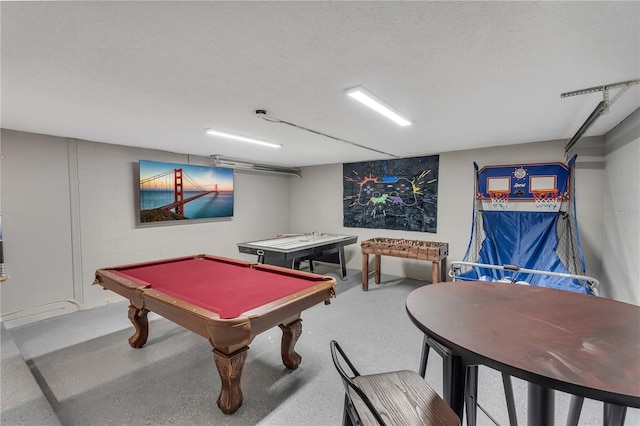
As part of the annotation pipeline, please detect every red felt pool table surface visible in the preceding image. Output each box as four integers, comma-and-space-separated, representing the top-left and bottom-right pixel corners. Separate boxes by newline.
108, 255, 328, 319
94, 254, 336, 414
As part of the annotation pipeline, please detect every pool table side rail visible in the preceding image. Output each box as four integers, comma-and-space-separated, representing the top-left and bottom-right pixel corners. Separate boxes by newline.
94, 268, 149, 307
242, 277, 336, 318
250, 262, 336, 279
99, 254, 253, 272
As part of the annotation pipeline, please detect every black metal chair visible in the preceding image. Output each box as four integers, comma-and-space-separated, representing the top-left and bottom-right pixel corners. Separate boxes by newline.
419, 336, 518, 426
330, 340, 460, 426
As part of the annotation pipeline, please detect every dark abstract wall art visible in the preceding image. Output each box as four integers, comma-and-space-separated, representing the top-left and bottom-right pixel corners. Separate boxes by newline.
343, 155, 439, 233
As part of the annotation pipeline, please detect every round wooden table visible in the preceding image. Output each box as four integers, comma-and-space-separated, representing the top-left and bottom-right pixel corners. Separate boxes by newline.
405, 281, 640, 425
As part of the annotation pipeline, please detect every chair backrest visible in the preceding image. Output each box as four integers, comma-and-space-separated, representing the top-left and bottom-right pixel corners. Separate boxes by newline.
331, 340, 461, 426
330, 340, 388, 425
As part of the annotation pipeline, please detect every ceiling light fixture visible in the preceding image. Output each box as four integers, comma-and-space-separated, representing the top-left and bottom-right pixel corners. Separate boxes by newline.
205, 129, 281, 149
344, 86, 412, 127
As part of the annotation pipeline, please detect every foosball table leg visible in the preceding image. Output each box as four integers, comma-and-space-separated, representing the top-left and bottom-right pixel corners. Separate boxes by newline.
361, 253, 369, 291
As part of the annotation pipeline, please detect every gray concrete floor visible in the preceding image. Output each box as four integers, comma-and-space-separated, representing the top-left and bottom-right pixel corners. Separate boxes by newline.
2, 266, 638, 425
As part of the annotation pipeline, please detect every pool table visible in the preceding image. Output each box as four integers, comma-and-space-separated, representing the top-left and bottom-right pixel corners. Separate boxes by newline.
94, 254, 337, 414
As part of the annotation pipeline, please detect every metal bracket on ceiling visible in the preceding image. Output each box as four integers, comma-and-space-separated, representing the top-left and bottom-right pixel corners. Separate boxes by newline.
562, 79, 639, 153
561, 78, 640, 113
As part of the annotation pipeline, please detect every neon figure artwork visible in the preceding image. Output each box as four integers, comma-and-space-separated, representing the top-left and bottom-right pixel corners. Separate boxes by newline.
343, 155, 439, 232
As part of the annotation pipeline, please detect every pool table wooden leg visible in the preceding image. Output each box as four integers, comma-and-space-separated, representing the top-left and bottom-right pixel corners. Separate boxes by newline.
127, 305, 149, 348
213, 347, 248, 415
279, 318, 303, 369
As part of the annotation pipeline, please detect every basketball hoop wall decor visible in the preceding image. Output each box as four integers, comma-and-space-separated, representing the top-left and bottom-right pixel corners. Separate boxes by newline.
488, 190, 510, 209
532, 189, 560, 209
475, 161, 570, 213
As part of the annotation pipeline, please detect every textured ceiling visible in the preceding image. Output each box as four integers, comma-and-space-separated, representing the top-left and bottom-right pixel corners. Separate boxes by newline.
2, 1, 639, 167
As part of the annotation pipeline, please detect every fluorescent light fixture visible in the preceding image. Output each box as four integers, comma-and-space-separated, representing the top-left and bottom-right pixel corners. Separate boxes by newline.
211, 155, 302, 178
205, 129, 281, 148
344, 86, 412, 126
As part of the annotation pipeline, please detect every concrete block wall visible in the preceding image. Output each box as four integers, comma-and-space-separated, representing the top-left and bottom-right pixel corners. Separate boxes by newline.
1, 130, 292, 324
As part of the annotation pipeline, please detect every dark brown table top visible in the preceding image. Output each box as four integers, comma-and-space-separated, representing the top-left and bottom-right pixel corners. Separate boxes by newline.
405, 281, 640, 408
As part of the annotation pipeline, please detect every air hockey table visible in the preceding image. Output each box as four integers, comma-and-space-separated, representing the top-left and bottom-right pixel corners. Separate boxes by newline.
238, 233, 358, 279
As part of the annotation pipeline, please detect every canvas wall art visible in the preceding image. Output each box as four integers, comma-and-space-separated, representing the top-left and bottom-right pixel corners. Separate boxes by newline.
343, 155, 439, 232
138, 160, 234, 224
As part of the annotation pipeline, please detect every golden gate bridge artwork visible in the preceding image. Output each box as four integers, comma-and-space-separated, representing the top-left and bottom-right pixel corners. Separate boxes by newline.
139, 160, 234, 223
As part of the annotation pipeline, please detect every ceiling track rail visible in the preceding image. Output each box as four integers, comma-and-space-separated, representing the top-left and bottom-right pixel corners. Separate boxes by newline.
255, 109, 400, 158
562, 79, 639, 153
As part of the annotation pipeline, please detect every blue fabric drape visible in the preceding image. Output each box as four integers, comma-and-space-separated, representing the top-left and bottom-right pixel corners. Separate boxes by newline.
459, 210, 591, 294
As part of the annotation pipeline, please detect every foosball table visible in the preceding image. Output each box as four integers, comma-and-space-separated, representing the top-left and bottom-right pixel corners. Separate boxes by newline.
360, 238, 449, 291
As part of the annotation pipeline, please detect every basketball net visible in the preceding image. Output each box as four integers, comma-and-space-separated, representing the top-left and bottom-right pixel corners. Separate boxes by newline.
532, 189, 559, 209
488, 190, 509, 209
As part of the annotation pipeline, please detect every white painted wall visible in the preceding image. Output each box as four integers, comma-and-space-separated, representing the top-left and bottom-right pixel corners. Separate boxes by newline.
1, 130, 291, 324
2, 111, 636, 326
602, 108, 640, 304
290, 139, 606, 288
1, 131, 75, 320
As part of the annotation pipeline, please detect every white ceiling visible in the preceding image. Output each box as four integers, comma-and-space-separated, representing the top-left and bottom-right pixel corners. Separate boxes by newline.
2, 1, 639, 167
